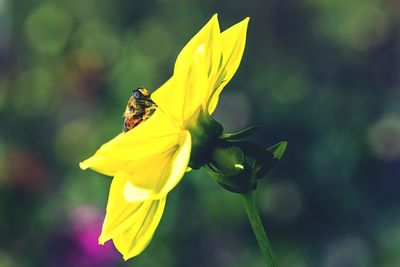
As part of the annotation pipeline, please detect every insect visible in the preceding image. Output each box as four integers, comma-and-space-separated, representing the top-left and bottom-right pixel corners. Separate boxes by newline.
123, 86, 157, 132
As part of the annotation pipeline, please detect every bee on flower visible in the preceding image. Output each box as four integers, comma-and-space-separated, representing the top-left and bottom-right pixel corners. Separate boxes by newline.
123, 86, 157, 132
80, 15, 282, 264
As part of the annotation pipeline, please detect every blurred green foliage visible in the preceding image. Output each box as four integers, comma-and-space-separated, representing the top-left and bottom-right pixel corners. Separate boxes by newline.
0, 0, 399, 266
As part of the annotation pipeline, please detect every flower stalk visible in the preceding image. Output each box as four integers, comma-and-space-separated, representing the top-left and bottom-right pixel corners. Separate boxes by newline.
242, 191, 277, 267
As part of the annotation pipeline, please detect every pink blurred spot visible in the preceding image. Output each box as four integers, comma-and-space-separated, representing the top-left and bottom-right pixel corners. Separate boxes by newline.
71, 205, 119, 264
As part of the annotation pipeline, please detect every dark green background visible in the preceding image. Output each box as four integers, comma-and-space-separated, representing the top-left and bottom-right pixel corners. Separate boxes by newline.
0, 0, 399, 266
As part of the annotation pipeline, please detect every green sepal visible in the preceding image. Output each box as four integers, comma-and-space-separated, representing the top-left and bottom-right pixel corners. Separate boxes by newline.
225, 140, 274, 162
253, 141, 287, 179
205, 163, 256, 193
267, 141, 287, 160
188, 110, 223, 169
222, 126, 263, 140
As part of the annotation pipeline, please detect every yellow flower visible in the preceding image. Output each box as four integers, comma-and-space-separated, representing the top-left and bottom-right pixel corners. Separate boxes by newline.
79, 14, 249, 260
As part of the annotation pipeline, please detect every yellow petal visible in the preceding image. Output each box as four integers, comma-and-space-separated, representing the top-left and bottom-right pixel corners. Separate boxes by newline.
98, 130, 190, 248
114, 197, 166, 260
120, 130, 191, 195
174, 14, 221, 80
97, 128, 190, 260
79, 110, 180, 176
153, 51, 208, 126
150, 77, 184, 126
152, 14, 221, 125
79, 156, 124, 177
98, 170, 166, 260
159, 130, 191, 195
207, 17, 249, 114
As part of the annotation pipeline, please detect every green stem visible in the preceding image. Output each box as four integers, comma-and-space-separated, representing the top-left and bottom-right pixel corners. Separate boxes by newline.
242, 191, 277, 267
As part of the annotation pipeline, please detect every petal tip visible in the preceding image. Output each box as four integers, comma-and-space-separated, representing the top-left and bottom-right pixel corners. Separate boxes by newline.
79, 161, 88, 170
210, 14, 220, 29
240, 17, 250, 28
122, 250, 141, 261
98, 235, 107, 245
123, 255, 130, 261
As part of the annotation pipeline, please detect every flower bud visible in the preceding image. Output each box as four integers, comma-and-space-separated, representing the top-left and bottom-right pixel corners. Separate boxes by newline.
187, 111, 287, 194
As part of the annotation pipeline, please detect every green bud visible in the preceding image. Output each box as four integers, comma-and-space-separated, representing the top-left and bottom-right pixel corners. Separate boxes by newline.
210, 146, 244, 176
222, 140, 287, 179
187, 110, 287, 194
205, 137, 287, 193
206, 162, 255, 193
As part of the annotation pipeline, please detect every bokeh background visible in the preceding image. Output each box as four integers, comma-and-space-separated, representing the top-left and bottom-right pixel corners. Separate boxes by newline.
0, 0, 399, 266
